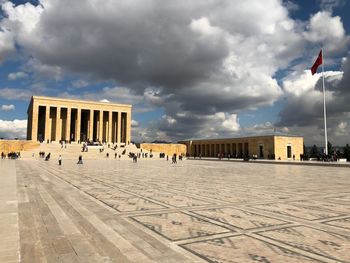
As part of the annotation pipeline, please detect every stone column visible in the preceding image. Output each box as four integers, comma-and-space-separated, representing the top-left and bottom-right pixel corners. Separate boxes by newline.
66, 108, 71, 142
89, 109, 94, 141
55, 107, 62, 142
126, 111, 131, 144
117, 111, 121, 144
76, 108, 81, 142
31, 103, 39, 141
108, 111, 113, 143
44, 106, 51, 142
99, 110, 103, 142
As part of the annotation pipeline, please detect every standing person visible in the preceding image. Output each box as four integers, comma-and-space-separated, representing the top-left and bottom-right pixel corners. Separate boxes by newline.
172, 154, 177, 164
58, 155, 62, 166
77, 155, 83, 164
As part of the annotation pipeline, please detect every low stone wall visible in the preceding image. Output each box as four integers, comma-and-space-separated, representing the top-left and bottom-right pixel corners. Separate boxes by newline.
0, 140, 39, 154
140, 143, 187, 156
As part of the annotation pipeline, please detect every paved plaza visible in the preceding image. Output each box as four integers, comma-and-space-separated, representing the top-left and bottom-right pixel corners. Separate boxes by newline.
1, 159, 350, 262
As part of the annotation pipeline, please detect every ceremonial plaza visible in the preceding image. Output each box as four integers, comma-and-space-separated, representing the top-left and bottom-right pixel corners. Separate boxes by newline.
1, 96, 350, 263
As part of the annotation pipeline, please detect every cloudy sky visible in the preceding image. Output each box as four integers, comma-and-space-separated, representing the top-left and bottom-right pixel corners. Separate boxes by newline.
0, 0, 349, 145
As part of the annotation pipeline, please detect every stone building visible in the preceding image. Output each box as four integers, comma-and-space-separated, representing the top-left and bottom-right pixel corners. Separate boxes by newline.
27, 96, 131, 143
180, 135, 304, 160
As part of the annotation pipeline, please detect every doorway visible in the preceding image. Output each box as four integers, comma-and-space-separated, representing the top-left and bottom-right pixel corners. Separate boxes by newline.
287, 145, 292, 159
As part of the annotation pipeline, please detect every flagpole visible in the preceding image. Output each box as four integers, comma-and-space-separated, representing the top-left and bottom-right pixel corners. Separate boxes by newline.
321, 47, 328, 156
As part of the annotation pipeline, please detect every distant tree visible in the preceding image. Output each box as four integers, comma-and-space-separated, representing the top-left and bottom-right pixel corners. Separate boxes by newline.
344, 144, 350, 161
327, 141, 333, 155
309, 145, 320, 158
303, 143, 307, 155
336, 150, 342, 158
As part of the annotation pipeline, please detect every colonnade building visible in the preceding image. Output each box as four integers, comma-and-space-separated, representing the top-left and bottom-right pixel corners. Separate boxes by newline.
180, 135, 304, 160
27, 96, 131, 144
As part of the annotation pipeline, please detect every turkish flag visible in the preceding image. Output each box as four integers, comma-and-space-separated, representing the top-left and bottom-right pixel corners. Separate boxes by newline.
311, 50, 323, 75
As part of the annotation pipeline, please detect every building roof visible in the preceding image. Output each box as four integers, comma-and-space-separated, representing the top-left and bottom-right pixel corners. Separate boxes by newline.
30, 95, 132, 108
179, 132, 303, 142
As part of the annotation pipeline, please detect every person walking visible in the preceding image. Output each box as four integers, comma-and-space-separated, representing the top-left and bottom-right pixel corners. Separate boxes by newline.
58, 155, 62, 166
77, 155, 83, 164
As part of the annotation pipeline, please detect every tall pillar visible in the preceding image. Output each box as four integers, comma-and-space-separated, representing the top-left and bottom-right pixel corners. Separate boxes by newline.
117, 111, 121, 144
89, 109, 94, 141
31, 103, 39, 141
108, 111, 113, 143
99, 110, 103, 142
55, 107, 62, 142
65, 108, 71, 141
126, 111, 131, 144
44, 106, 51, 142
76, 108, 81, 142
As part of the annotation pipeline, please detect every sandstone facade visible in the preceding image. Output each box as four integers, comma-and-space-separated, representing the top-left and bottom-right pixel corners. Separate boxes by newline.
180, 135, 304, 160
27, 96, 131, 144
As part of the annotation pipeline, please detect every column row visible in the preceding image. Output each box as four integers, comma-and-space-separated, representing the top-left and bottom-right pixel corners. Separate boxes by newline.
191, 142, 249, 157
31, 105, 130, 144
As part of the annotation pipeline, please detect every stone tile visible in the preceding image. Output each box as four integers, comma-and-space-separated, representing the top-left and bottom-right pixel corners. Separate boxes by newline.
250, 202, 342, 220
131, 212, 232, 241
258, 226, 350, 262
192, 207, 288, 229
323, 217, 350, 230
182, 235, 320, 263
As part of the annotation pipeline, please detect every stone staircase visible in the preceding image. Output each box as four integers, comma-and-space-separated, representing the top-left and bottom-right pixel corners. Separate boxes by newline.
20, 142, 160, 161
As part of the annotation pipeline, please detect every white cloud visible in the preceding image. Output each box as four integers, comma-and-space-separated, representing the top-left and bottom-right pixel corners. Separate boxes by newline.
72, 79, 89, 88
25, 58, 62, 81
222, 113, 240, 131
0, 88, 33, 100
317, 0, 345, 11
335, 121, 348, 136
283, 70, 343, 97
0, 119, 27, 139
8, 71, 28, 80
0, 29, 16, 62
304, 11, 348, 53
0, 104, 15, 111
131, 119, 139, 127
190, 17, 223, 37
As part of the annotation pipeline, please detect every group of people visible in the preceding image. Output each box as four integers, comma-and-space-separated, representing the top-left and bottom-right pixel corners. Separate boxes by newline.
39, 151, 46, 158
1, 151, 20, 159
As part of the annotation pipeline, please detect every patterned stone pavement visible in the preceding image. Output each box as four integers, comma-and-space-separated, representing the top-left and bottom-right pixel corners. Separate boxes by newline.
1, 158, 350, 262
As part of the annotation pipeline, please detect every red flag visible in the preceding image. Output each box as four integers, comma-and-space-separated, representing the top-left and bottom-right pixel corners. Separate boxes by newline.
311, 50, 323, 75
